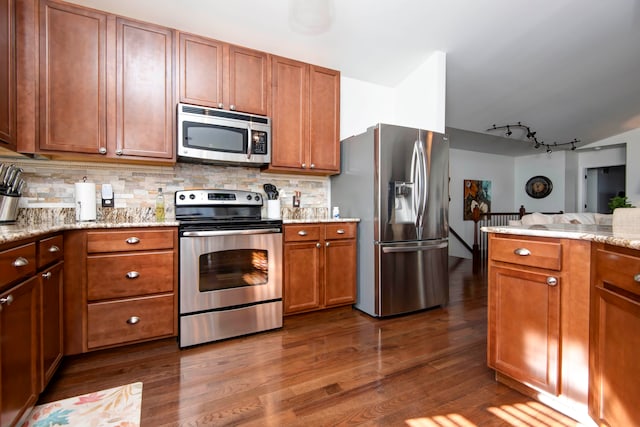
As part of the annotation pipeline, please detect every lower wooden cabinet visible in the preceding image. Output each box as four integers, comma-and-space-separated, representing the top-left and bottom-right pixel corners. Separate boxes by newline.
64, 227, 178, 354
487, 234, 592, 421
589, 243, 640, 426
283, 222, 357, 315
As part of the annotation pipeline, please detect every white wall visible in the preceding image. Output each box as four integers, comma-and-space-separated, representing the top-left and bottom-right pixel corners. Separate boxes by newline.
340, 51, 447, 140
449, 148, 515, 258
514, 151, 566, 212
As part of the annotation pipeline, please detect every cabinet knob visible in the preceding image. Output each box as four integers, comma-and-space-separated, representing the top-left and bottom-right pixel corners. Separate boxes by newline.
634, 273, 640, 283
316, 242, 321, 248
48, 245, 61, 253
230, 104, 235, 110
126, 271, 140, 279
99, 147, 107, 154
301, 163, 307, 169
42, 272, 52, 280
297, 230, 307, 236
218, 103, 224, 109
326, 242, 330, 247
126, 316, 140, 325
513, 248, 531, 256
126, 237, 140, 244
115, 149, 123, 156
0, 294, 14, 310
12, 256, 29, 267
546, 276, 558, 286
310, 163, 315, 169
336, 229, 345, 234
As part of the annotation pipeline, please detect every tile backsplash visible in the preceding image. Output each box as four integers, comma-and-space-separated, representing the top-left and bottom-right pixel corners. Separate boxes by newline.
3, 157, 330, 219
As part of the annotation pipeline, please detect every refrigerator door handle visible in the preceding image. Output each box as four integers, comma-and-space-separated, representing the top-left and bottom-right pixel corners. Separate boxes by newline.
381, 241, 448, 253
411, 139, 427, 237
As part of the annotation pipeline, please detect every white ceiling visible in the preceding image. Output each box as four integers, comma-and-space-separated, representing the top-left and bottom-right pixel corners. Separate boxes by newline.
67, 0, 640, 155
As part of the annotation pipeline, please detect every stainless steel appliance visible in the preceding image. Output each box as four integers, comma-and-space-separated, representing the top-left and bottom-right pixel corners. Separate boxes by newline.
331, 123, 449, 317
176, 189, 283, 348
177, 103, 271, 166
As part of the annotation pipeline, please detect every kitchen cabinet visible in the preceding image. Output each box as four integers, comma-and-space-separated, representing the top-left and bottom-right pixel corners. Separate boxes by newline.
0, 0, 17, 149
0, 233, 63, 427
21, 0, 175, 163
487, 234, 591, 419
283, 222, 356, 315
589, 243, 640, 426
179, 32, 269, 115
267, 56, 340, 175
63, 227, 178, 354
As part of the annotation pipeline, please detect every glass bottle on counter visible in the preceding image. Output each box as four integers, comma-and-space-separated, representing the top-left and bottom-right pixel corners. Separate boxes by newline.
156, 187, 165, 222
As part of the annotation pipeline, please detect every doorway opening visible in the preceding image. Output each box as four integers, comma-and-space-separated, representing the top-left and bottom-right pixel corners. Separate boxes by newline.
585, 165, 626, 213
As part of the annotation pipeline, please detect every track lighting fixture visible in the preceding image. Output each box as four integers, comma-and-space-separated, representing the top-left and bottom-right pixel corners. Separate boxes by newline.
486, 122, 581, 154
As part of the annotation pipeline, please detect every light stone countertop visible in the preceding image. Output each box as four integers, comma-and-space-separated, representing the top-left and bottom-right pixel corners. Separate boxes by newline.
482, 223, 640, 250
283, 218, 360, 224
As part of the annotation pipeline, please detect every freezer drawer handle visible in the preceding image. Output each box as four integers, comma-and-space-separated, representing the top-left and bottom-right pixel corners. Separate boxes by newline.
382, 242, 448, 253
513, 248, 531, 256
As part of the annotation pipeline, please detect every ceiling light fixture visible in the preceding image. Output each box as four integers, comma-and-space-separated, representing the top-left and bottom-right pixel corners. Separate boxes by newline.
486, 122, 581, 154
289, 0, 334, 35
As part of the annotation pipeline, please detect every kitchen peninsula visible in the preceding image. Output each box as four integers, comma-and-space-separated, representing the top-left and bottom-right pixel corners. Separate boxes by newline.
482, 222, 640, 426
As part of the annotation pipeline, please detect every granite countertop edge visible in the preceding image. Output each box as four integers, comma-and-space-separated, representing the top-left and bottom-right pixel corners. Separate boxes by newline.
283, 218, 360, 224
481, 224, 640, 250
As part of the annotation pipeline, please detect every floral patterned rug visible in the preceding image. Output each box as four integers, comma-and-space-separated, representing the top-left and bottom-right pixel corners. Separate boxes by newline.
22, 382, 143, 427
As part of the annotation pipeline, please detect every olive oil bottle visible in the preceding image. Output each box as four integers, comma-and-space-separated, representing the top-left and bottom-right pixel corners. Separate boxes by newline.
155, 187, 165, 222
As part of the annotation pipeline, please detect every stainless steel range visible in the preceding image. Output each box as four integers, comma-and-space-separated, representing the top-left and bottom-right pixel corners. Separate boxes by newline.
176, 189, 283, 348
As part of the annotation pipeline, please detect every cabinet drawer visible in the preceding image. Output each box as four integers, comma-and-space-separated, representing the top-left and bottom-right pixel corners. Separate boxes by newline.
595, 246, 640, 299
87, 229, 174, 253
0, 243, 36, 288
87, 294, 175, 349
38, 234, 64, 268
490, 236, 562, 271
87, 251, 175, 300
325, 222, 356, 240
284, 224, 322, 242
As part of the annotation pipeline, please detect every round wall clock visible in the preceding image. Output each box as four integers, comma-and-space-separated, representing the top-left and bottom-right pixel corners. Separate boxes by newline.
525, 175, 553, 199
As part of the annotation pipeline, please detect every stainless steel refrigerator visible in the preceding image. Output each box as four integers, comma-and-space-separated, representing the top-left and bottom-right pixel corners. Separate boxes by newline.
331, 123, 449, 317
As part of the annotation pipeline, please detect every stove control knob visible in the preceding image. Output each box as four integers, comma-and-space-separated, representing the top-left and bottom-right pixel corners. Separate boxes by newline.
247, 195, 252, 200
179, 194, 186, 200
255, 195, 260, 201
189, 194, 196, 200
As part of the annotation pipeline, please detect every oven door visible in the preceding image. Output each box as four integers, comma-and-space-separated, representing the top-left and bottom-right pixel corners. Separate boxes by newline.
179, 228, 282, 314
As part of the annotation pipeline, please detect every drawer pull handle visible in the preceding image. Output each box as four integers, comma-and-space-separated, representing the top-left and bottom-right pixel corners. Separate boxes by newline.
546, 277, 558, 286
48, 245, 61, 253
12, 256, 29, 267
126, 271, 140, 279
126, 237, 140, 244
336, 229, 345, 234
297, 230, 308, 236
514, 248, 531, 256
126, 316, 140, 325
42, 272, 52, 279
0, 294, 14, 310
634, 273, 640, 283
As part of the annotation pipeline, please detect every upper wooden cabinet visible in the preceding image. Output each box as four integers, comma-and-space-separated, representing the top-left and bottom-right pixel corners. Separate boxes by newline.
267, 56, 340, 175
21, 0, 175, 163
0, 0, 17, 149
178, 32, 269, 115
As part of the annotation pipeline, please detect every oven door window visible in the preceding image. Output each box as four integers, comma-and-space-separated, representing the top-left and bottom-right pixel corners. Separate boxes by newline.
183, 121, 248, 154
199, 249, 268, 291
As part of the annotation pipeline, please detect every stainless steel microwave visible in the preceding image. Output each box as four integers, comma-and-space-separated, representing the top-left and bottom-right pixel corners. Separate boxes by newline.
177, 103, 271, 166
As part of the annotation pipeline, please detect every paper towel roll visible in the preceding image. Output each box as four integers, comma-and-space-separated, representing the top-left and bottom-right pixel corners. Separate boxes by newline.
75, 182, 96, 221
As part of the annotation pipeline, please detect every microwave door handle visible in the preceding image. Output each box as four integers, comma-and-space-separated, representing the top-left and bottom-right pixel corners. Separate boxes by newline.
247, 123, 252, 159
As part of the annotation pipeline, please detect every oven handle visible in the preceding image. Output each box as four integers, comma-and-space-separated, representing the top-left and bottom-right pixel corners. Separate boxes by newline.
181, 228, 281, 237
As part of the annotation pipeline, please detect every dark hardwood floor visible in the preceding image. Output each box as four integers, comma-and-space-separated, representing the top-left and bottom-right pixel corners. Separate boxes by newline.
39, 257, 581, 426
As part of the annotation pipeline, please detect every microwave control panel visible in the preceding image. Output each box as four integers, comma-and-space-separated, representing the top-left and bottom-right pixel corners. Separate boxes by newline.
251, 131, 268, 154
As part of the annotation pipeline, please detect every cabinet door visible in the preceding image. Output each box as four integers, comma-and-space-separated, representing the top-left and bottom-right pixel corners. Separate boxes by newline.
0, 276, 39, 427
270, 56, 307, 170
488, 266, 560, 395
308, 65, 340, 173
0, 0, 16, 149
40, 261, 63, 390
324, 239, 356, 307
226, 45, 269, 115
179, 32, 223, 108
284, 241, 321, 314
115, 18, 174, 160
39, 0, 107, 154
